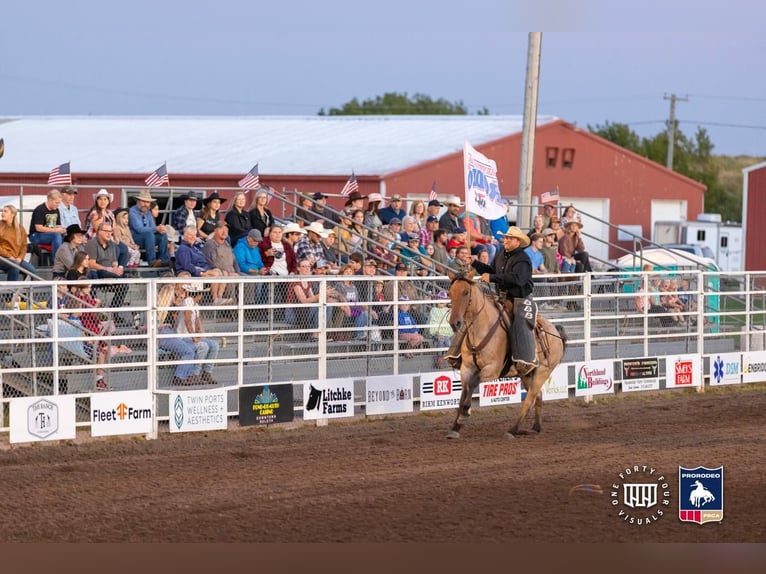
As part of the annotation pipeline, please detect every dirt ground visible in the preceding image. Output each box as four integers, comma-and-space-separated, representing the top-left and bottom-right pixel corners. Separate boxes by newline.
0, 384, 764, 542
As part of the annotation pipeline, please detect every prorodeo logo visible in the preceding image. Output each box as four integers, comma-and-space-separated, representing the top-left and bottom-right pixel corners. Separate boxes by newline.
611, 465, 671, 525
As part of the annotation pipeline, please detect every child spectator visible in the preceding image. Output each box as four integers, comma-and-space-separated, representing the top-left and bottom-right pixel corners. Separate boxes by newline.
397, 295, 424, 358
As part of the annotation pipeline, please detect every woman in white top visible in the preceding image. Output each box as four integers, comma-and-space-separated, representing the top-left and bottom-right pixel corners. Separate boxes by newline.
177, 279, 220, 384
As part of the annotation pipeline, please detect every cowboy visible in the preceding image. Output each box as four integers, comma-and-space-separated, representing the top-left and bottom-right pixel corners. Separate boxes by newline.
445, 226, 538, 376
128, 189, 170, 267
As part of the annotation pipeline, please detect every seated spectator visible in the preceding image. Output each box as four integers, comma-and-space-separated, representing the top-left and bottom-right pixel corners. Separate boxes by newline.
224, 191, 251, 248
259, 224, 298, 276
248, 188, 275, 237
635, 275, 673, 327
282, 222, 307, 251
85, 223, 129, 323
540, 228, 560, 274
67, 278, 114, 391
446, 227, 466, 252
84, 189, 116, 241
549, 216, 564, 244
364, 193, 384, 231
378, 194, 406, 225
295, 221, 329, 266
52, 223, 86, 279
175, 225, 230, 305
0, 204, 37, 280
385, 262, 426, 324
156, 278, 198, 385
438, 196, 463, 234
678, 278, 698, 314
428, 290, 452, 348
386, 217, 404, 242
233, 228, 266, 276
29, 189, 66, 258
197, 191, 226, 242
151, 200, 177, 258
295, 193, 316, 226
461, 212, 496, 261
401, 233, 425, 266
660, 278, 686, 324
541, 201, 557, 229
129, 189, 170, 267
397, 295, 424, 358
286, 259, 322, 336
65, 251, 92, 282
176, 279, 220, 384
560, 204, 578, 228
527, 214, 546, 238
112, 208, 141, 268
310, 192, 341, 227
558, 219, 591, 272
171, 191, 200, 240
333, 263, 369, 340
319, 229, 341, 271
475, 246, 491, 266
370, 277, 393, 328
524, 232, 547, 274
449, 246, 473, 273
58, 186, 81, 228
202, 221, 240, 301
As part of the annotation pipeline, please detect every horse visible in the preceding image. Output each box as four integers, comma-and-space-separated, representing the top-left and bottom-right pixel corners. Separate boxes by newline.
446, 269, 567, 439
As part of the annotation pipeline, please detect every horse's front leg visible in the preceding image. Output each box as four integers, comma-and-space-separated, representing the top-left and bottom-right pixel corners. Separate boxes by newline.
507, 370, 543, 438
447, 367, 478, 439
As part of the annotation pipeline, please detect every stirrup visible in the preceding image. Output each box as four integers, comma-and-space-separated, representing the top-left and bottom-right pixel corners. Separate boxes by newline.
445, 354, 462, 368
514, 360, 537, 376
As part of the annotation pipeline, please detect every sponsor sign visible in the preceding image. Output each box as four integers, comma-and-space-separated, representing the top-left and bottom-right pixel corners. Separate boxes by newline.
611, 464, 671, 526
303, 379, 355, 420
679, 466, 723, 524
542, 363, 569, 401
621, 358, 660, 392
365, 375, 414, 415
709, 353, 741, 386
419, 371, 462, 411
479, 378, 521, 407
239, 384, 294, 426
742, 350, 766, 384
90, 390, 153, 437
168, 389, 228, 433
666, 354, 702, 388
10, 396, 76, 444
574, 359, 615, 397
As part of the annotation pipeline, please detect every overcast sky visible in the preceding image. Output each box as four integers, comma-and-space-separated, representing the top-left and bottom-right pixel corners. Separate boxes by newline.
2, 0, 764, 156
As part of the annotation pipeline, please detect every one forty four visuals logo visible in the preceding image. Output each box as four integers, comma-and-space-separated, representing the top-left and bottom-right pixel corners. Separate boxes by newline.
679, 466, 723, 524
611, 465, 671, 525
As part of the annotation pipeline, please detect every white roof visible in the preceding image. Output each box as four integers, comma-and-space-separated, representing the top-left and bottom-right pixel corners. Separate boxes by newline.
613, 248, 720, 271
0, 115, 558, 177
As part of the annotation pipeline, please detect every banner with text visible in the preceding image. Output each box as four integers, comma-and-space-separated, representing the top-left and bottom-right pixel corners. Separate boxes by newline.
91, 390, 153, 437
169, 389, 228, 433
365, 375, 414, 415
10, 396, 77, 444
463, 141, 506, 220
742, 350, 766, 384
709, 352, 742, 386
666, 354, 702, 388
303, 379, 355, 420
575, 359, 615, 397
419, 371, 462, 411
239, 384, 294, 426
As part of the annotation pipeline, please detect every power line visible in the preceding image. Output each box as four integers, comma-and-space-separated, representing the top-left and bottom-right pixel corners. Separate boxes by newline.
679, 120, 766, 130
685, 93, 766, 103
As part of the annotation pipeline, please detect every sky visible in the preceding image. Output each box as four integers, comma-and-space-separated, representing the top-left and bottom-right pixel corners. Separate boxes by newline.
2, 0, 765, 157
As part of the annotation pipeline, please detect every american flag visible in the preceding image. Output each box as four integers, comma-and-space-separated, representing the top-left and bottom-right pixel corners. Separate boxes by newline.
540, 188, 559, 205
429, 181, 438, 201
238, 164, 260, 189
145, 163, 169, 187
48, 162, 72, 186
340, 171, 358, 197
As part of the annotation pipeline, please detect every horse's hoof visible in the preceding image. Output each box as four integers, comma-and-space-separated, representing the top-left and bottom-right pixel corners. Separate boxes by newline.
532, 424, 541, 433
446, 430, 460, 439
504, 432, 516, 440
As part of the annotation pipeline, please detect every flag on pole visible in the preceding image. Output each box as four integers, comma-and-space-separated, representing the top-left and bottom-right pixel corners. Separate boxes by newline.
145, 163, 169, 187
340, 171, 358, 197
0, 138, 4, 159
463, 142, 506, 220
48, 162, 72, 186
238, 163, 260, 189
540, 188, 560, 205
429, 181, 438, 201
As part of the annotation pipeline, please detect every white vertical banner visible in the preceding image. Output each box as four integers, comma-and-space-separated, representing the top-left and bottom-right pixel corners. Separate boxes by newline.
463, 141, 507, 220
10, 396, 77, 444
666, 354, 702, 388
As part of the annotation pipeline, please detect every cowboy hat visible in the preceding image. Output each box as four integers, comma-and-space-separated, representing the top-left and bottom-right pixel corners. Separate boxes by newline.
564, 219, 584, 230
93, 188, 114, 202
499, 226, 531, 247
182, 281, 209, 293
135, 189, 154, 202
367, 192, 384, 204
63, 224, 86, 242
444, 195, 463, 207
179, 190, 200, 203
305, 221, 328, 237
344, 190, 367, 206
282, 222, 307, 235
202, 191, 226, 205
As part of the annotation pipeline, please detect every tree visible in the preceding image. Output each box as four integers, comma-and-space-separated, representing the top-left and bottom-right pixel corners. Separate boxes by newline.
318, 92, 474, 115
587, 121, 642, 154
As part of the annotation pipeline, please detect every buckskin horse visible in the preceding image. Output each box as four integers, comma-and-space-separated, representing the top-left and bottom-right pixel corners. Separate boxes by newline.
446, 269, 567, 439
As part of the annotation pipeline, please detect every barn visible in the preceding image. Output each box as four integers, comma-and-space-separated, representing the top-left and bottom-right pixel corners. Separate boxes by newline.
0, 115, 705, 261
742, 160, 766, 271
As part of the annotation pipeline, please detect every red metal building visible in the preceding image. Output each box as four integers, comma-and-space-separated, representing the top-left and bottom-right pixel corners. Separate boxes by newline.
742, 161, 766, 271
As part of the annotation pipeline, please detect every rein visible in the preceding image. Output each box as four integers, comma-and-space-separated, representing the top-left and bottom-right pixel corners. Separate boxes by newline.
455, 278, 503, 365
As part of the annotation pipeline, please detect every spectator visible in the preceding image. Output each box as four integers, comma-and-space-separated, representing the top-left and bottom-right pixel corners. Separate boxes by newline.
0, 204, 37, 280
310, 192, 340, 226
295, 221, 328, 266
171, 191, 200, 239
524, 232, 547, 274
385, 262, 425, 322
52, 223, 86, 279
527, 214, 545, 238
541, 202, 557, 229
401, 233, 425, 266
202, 221, 240, 302
286, 258, 321, 336
476, 247, 490, 265
295, 193, 315, 226
150, 200, 176, 259
364, 193, 384, 231
58, 186, 81, 228
558, 219, 592, 272
175, 225, 230, 305
177, 280, 220, 385
346, 209, 368, 257
129, 189, 170, 267
344, 190, 367, 214
84, 189, 116, 241
549, 216, 564, 244
430, 229, 450, 274
397, 295, 424, 358
560, 204, 578, 228
65, 251, 91, 282
428, 290, 452, 348
197, 192, 226, 242
357, 257, 380, 302
348, 252, 365, 274
660, 279, 686, 324
449, 245, 473, 273
112, 208, 141, 268
421, 215, 438, 247
260, 224, 298, 276
370, 277, 393, 330
333, 263, 369, 340
29, 189, 66, 257
224, 191, 252, 248
438, 195, 463, 234
409, 199, 427, 229
378, 194, 406, 225
461, 211, 496, 261
540, 228, 561, 274
156, 278, 199, 386
85, 222, 128, 319
446, 227, 467, 252
426, 198, 443, 220
233, 228, 267, 306
386, 217, 404, 242
248, 188, 275, 237
319, 229, 341, 271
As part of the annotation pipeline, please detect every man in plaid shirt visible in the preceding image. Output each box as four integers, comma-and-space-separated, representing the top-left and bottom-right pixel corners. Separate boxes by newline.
295, 221, 328, 266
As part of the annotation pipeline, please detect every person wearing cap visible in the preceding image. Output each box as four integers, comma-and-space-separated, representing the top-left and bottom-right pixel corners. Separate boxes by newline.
540, 228, 560, 274
84, 189, 116, 241
310, 192, 340, 226
171, 191, 201, 239
233, 228, 266, 276
420, 214, 438, 246
427, 198, 443, 219
295, 193, 316, 227
295, 221, 327, 265
248, 187, 275, 237
364, 193, 384, 231
175, 225, 230, 305
224, 191, 252, 248
438, 195, 463, 234
202, 221, 240, 297
446, 226, 538, 375
112, 208, 141, 268
401, 232, 425, 266
58, 186, 81, 228
29, 189, 66, 258
378, 194, 406, 225
0, 204, 37, 280
344, 190, 367, 213
319, 228, 340, 270
51, 222, 86, 278
386, 217, 404, 242
558, 218, 591, 272
197, 192, 226, 242
541, 201, 558, 229
176, 274, 220, 385
129, 189, 170, 267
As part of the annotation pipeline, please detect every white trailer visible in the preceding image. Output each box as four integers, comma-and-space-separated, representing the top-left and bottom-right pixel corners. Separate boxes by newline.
652, 214, 743, 272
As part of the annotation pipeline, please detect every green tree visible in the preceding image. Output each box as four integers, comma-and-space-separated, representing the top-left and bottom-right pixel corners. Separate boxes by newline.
318, 92, 475, 115
587, 121, 642, 154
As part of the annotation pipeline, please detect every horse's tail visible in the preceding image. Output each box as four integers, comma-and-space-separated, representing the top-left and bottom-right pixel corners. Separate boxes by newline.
555, 324, 568, 352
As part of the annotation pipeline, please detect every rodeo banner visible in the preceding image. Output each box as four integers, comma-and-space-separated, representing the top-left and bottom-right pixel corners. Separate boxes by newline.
463, 141, 507, 220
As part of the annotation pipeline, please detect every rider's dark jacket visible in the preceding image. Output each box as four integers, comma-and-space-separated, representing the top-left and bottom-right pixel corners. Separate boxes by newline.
472, 246, 533, 300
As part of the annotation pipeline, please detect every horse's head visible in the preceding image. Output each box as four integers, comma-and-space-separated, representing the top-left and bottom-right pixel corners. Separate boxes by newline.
448, 269, 477, 332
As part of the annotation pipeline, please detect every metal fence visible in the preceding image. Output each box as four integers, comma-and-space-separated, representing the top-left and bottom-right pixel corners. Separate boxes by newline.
2, 271, 765, 441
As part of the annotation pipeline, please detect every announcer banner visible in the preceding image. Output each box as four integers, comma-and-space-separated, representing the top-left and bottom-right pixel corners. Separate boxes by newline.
239, 384, 294, 426
303, 379, 355, 420
666, 354, 702, 388
10, 395, 77, 444
709, 352, 741, 386
479, 378, 522, 407
168, 389, 228, 433
575, 359, 615, 397
90, 390, 153, 437
365, 375, 414, 415
742, 350, 766, 384
419, 371, 462, 411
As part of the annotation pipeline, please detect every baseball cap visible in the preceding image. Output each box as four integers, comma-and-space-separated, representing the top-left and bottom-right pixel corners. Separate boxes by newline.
247, 229, 263, 241
395, 263, 408, 271
312, 192, 327, 200
400, 294, 410, 301
542, 228, 556, 237
428, 199, 442, 207
389, 217, 402, 225
407, 233, 419, 242
390, 194, 402, 201
426, 215, 438, 223
453, 227, 466, 234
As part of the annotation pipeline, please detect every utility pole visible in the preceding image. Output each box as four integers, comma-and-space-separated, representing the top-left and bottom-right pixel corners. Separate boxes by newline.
664, 93, 688, 170
517, 32, 542, 230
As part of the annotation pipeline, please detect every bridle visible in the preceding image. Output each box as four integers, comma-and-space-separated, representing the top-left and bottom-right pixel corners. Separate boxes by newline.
451, 276, 503, 365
